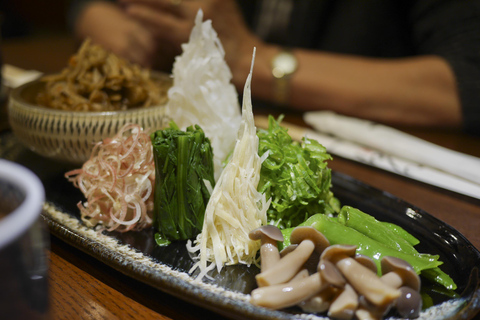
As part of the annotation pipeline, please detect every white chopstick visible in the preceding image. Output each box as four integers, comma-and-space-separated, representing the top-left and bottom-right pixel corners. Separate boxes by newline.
302, 128, 480, 200
304, 111, 480, 187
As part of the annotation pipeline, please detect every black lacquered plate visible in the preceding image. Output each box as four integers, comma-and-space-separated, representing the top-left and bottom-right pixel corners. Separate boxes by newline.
1, 131, 479, 320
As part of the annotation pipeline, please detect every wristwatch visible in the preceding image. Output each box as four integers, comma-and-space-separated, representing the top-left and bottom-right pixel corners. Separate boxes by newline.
271, 49, 298, 105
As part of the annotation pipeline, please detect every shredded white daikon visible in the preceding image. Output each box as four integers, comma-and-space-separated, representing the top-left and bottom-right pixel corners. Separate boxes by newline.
187, 49, 270, 281
166, 10, 242, 181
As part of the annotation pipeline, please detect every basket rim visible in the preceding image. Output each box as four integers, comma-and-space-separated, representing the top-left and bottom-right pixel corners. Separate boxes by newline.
9, 74, 170, 117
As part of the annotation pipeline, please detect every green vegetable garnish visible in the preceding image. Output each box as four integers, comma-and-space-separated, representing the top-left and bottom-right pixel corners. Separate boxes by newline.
151, 122, 215, 246
257, 115, 339, 228
337, 206, 419, 254
381, 221, 420, 246
337, 206, 457, 289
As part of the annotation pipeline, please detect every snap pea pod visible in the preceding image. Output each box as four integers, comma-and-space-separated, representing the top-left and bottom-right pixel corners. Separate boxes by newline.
280, 214, 442, 275
336, 206, 456, 290
337, 206, 418, 254
421, 267, 457, 290
381, 221, 420, 246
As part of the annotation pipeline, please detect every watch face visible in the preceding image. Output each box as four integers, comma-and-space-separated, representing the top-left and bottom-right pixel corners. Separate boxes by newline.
272, 51, 298, 78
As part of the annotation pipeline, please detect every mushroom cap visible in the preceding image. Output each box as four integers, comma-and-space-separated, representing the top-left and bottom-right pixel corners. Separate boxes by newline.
249, 225, 284, 242
381, 256, 420, 291
320, 244, 357, 263
318, 259, 346, 287
355, 254, 378, 274
290, 226, 330, 253
395, 286, 422, 318
280, 244, 298, 258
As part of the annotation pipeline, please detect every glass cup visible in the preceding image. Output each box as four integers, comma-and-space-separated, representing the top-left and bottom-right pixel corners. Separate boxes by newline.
0, 159, 50, 319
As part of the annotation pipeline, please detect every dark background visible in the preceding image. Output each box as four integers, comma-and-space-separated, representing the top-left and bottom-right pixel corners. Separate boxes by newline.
1, 0, 69, 39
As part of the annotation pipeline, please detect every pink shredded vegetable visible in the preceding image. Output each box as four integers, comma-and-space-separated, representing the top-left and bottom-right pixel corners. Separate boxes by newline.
65, 124, 155, 232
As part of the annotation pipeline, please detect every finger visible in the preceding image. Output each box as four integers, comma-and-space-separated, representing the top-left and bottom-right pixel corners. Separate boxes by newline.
126, 4, 178, 31
120, 0, 184, 14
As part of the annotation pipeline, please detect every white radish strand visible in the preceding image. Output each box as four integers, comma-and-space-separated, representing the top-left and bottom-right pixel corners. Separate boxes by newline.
187, 48, 270, 280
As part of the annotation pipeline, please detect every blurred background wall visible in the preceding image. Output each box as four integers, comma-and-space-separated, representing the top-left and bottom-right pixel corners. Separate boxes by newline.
1, 0, 69, 39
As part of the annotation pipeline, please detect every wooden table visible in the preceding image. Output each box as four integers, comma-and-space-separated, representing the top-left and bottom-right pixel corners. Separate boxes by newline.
2, 34, 480, 320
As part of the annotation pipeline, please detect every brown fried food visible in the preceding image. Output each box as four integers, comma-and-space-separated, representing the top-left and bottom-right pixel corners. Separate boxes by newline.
36, 38, 170, 111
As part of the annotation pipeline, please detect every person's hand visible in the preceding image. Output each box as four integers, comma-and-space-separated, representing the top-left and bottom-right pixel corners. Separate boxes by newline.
120, 0, 265, 82
75, 1, 158, 67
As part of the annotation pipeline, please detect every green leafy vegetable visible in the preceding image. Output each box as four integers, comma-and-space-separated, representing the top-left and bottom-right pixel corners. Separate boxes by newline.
151, 122, 215, 246
257, 115, 339, 229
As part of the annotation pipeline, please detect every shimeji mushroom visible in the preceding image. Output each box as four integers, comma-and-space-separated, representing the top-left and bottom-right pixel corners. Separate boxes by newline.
380, 256, 420, 291
319, 259, 346, 288
290, 268, 310, 282
251, 227, 343, 310
249, 225, 423, 318
395, 286, 422, 318
380, 256, 422, 318
249, 225, 284, 273
279, 244, 298, 257
355, 306, 384, 320
255, 226, 330, 287
355, 295, 392, 320
298, 287, 339, 313
250, 252, 346, 309
320, 244, 401, 308
328, 284, 358, 320
296, 260, 345, 313
355, 254, 378, 274
290, 226, 333, 274
281, 244, 318, 274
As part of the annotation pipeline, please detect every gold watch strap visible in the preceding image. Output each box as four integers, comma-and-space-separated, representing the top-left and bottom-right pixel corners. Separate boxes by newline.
271, 49, 298, 106
273, 75, 289, 105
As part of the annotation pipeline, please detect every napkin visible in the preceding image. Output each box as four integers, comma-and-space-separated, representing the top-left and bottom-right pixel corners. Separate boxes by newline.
2, 64, 42, 89
301, 111, 480, 200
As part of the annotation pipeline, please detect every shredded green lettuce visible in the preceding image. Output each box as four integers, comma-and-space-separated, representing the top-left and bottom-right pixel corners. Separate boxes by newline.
257, 115, 339, 228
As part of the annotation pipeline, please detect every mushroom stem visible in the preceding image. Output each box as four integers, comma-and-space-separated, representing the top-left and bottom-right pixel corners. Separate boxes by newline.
251, 272, 327, 309
355, 255, 378, 274
299, 287, 338, 313
357, 295, 392, 320
335, 257, 400, 307
255, 239, 315, 287
380, 272, 404, 289
355, 307, 380, 320
380, 256, 420, 291
328, 284, 358, 320
248, 225, 284, 273
260, 242, 280, 272
291, 269, 310, 282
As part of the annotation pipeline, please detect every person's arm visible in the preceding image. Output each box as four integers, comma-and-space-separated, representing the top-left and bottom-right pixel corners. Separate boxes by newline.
239, 45, 462, 127
72, 1, 158, 67
122, 0, 463, 128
